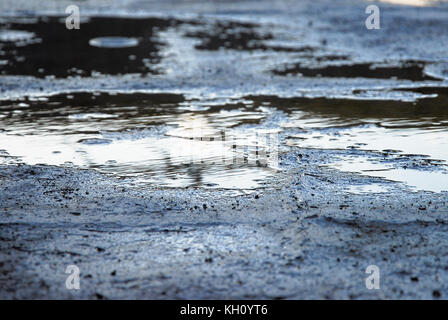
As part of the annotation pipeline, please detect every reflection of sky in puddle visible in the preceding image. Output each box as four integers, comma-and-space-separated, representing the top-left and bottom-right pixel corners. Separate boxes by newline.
286, 125, 448, 163
281, 97, 448, 192
325, 155, 448, 193
0, 95, 277, 189
0, 131, 276, 189
2, 90, 448, 192
346, 184, 390, 194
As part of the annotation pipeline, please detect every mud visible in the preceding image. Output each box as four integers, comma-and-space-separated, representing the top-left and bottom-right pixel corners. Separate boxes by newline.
1, 151, 448, 299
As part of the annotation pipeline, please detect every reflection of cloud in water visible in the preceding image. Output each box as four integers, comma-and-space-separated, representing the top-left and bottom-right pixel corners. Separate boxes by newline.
272, 92, 448, 192
326, 154, 448, 193
286, 125, 448, 164
0, 96, 278, 190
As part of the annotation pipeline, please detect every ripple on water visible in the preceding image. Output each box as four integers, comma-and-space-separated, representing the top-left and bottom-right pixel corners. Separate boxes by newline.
2, 91, 448, 192
0, 92, 276, 190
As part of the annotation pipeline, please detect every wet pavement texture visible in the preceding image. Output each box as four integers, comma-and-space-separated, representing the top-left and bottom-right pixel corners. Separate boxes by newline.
1, 0, 448, 299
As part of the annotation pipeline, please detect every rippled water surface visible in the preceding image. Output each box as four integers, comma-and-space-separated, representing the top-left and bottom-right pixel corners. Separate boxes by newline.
1, 15, 448, 192
1, 90, 448, 191
0, 92, 279, 189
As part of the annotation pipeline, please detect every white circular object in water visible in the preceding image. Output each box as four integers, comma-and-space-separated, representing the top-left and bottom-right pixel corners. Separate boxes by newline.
88, 37, 139, 48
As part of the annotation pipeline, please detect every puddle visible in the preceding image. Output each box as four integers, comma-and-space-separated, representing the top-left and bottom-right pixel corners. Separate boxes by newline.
327, 155, 448, 193
0, 92, 277, 189
1, 14, 448, 192
286, 125, 448, 166
2, 90, 448, 191
247, 93, 448, 192
0, 17, 176, 77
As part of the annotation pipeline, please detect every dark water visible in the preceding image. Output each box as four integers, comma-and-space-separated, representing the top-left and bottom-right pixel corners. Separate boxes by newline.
1, 15, 448, 192
0, 17, 173, 77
